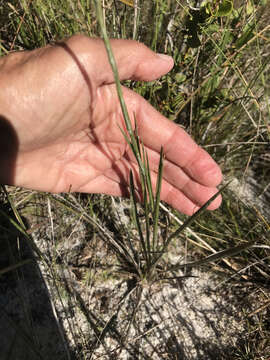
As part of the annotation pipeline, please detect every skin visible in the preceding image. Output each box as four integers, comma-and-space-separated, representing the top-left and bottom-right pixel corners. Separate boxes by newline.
0, 35, 222, 215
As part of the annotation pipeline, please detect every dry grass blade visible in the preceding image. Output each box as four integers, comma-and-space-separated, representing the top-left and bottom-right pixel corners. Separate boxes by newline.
0, 259, 32, 276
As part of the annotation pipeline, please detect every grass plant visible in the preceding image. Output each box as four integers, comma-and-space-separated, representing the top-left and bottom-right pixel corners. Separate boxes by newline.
94, 0, 235, 286
0, 0, 270, 359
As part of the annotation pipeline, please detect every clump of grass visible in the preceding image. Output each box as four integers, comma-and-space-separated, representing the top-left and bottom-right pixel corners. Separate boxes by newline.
93, 0, 245, 286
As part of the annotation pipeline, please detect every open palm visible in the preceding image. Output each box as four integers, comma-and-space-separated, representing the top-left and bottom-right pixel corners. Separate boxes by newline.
0, 36, 222, 215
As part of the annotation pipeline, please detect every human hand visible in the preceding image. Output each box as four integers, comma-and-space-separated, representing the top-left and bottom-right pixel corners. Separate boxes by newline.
0, 35, 222, 215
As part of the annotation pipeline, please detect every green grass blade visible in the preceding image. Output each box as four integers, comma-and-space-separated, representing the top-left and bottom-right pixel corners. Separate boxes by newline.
152, 147, 164, 256
166, 183, 230, 246
0, 208, 43, 261
166, 240, 255, 272
94, 0, 139, 156
129, 170, 149, 266
150, 183, 230, 270
142, 144, 154, 210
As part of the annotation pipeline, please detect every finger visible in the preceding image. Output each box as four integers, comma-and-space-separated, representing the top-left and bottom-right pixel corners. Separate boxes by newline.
90, 84, 222, 189
91, 84, 222, 189
92, 169, 202, 216
65, 35, 174, 84
125, 145, 222, 210
136, 95, 223, 187
93, 157, 221, 215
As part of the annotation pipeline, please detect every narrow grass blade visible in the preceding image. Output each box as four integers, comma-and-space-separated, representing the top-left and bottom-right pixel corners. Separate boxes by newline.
94, 0, 136, 151
166, 182, 230, 246
151, 183, 230, 270
152, 147, 164, 255
143, 195, 151, 268
1, 185, 27, 231
0, 208, 43, 260
0, 259, 33, 276
143, 145, 154, 210
129, 170, 149, 267
166, 240, 255, 272
118, 124, 145, 178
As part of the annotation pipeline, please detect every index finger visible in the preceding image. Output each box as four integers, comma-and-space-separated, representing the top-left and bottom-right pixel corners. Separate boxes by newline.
65, 36, 174, 84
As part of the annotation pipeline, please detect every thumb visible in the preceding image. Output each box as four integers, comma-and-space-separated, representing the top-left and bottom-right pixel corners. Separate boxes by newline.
65, 35, 174, 84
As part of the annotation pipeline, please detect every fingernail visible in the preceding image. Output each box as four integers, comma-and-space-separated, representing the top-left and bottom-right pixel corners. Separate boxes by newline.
156, 53, 173, 62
